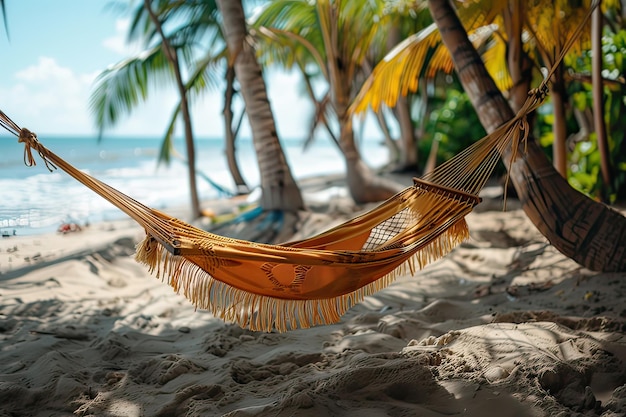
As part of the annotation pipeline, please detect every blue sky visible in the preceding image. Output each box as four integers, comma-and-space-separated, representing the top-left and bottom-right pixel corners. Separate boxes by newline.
0, 0, 319, 139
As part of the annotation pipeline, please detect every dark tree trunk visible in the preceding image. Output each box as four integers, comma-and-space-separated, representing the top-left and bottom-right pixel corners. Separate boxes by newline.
592, 4, 612, 200
551, 65, 569, 177
144, 0, 201, 219
395, 94, 418, 170
218, 0, 304, 212
338, 113, 404, 203
223, 65, 249, 194
428, 0, 626, 272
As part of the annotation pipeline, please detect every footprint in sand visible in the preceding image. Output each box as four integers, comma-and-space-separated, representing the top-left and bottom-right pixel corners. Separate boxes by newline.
130, 354, 206, 385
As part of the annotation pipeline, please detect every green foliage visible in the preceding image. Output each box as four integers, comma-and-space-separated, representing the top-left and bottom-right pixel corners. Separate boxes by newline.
89, 0, 224, 162
419, 88, 486, 168
554, 28, 626, 202
0, 0, 8, 39
569, 133, 602, 193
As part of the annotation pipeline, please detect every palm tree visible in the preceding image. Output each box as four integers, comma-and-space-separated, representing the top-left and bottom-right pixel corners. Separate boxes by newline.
216, 0, 304, 212
524, 2, 594, 178
253, 0, 406, 204
427, 0, 626, 272
591, 3, 612, 200
0, 0, 7, 39
90, 0, 253, 214
351, 0, 626, 271
142, 0, 201, 219
90, 0, 226, 219
223, 63, 250, 194
353, 1, 599, 178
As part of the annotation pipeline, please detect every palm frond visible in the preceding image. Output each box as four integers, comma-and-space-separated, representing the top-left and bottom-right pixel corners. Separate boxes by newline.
128, 0, 156, 45
89, 45, 174, 136
482, 33, 513, 92
1, 0, 9, 40
255, 26, 328, 78
338, 0, 389, 69
525, 0, 593, 63
350, 23, 441, 115
253, 0, 326, 72
455, 0, 507, 33
158, 104, 181, 165
185, 49, 224, 100
351, 12, 509, 116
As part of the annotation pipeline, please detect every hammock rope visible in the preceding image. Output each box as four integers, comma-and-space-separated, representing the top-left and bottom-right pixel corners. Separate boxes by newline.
0, 3, 591, 330
0, 90, 542, 332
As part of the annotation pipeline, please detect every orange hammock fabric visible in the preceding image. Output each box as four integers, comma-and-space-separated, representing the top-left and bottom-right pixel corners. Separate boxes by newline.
0, 88, 545, 332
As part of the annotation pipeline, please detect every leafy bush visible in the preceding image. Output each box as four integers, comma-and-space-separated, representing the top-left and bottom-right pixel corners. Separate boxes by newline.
419, 89, 486, 168
543, 29, 626, 202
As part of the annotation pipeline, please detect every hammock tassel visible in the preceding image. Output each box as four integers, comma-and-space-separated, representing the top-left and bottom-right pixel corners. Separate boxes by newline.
0, 80, 553, 331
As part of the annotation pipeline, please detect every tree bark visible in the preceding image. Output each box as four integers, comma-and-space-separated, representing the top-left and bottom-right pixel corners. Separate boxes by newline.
338, 108, 404, 203
592, 3, 612, 200
217, 0, 304, 212
395, 94, 418, 170
388, 24, 418, 171
223, 65, 249, 194
551, 65, 569, 177
428, 0, 626, 272
374, 109, 401, 166
144, 0, 201, 219
332, 63, 404, 203
503, 1, 532, 113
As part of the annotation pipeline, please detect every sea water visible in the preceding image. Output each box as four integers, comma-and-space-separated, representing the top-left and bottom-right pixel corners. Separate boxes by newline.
0, 135, 388, 235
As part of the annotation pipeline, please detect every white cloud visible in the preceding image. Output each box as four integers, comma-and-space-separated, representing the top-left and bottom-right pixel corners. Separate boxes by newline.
96, 17, 316, 140
2, 57, 97, 134
15, 57, 78, 82
1, 56, 369, 142
1, 56, 184, 137
102, 18, 143, 56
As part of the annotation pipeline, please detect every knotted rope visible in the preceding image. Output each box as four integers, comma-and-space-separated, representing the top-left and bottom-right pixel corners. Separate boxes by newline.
0, 110, 57, 171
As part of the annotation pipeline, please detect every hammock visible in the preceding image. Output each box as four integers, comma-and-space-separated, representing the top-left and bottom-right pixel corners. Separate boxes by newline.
0, 86, 546, 332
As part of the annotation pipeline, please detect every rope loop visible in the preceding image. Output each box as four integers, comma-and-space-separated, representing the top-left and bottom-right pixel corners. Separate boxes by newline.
528, 83, 549, 104
18, 127, 57, 172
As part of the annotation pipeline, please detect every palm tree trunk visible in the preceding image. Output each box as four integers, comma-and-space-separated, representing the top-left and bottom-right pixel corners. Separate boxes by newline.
314, 0, 402, 204
386, 23, 417, 171
374, 109, 401, 166
551, 65, 569, 177
217, 0, 304, 212
144, 0, 201, 219
395, 94, 418, 170
338, 107, 404, 203
503, 1, 532, 113
428, 0, 626, 272
592, 4, 612, 201
223, 65, 249, 194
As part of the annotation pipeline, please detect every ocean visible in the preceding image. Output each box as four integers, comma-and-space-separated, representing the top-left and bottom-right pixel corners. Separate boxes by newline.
0, 135, 388, 236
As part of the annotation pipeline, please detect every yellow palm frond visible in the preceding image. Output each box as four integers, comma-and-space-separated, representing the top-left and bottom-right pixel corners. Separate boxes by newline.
3, 79, 550, 331
525, 0, 592, 62
351, 21, 502, 115
482, 33, 512, 92
350, 23, 441, 115
601, 0, 622, 13
455, 0, 507, 33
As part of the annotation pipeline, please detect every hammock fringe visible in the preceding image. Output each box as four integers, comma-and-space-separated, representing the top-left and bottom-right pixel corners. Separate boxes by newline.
1, 8, 595, 332
135, 219, 469, 332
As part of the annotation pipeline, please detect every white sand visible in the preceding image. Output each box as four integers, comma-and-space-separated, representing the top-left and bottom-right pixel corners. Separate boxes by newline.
0, 184, 625, 417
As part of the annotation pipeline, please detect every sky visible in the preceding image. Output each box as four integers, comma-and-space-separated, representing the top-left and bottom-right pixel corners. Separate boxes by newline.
0, 0, 325, 140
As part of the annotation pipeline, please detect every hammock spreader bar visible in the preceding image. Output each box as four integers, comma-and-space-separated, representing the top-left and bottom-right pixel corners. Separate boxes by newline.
0, 80, 550, 331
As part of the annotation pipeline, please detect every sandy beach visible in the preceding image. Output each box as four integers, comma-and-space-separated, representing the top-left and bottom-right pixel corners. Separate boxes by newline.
0, 178, 625, 417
